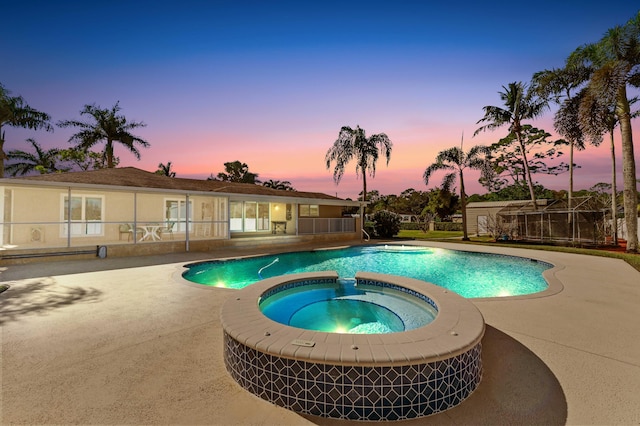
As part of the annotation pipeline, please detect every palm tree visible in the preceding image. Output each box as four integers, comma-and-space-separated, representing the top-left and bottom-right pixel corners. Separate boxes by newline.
423, 137, 490, 240
263, 179, 295, 191
0, 83, 53, 177
156, 161, 176, 177
577, 89, 639, 246
474, 82, 548, 209
567, 12, 640, 252
533, 65, 591, 210
325, 125, 392, 203
5, 138, 66, 176
58, 102, 149, 168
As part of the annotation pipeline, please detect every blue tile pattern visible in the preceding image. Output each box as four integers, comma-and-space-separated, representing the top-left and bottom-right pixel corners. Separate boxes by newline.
260, 277, 338, 300
224, 332, 482, 421
355, 278, 439, 311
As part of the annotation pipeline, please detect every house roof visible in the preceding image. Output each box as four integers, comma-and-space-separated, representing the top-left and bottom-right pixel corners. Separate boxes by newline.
6, 167, 356, 204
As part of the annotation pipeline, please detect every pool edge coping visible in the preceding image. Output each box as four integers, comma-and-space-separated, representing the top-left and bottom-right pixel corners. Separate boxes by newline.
220, 271, 486, 366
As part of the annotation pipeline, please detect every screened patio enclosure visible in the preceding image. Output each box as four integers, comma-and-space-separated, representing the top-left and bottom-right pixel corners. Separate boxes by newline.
496, 197, 612, 246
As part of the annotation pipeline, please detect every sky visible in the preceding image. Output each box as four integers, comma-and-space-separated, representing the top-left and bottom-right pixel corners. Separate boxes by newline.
3, 1, 639, 199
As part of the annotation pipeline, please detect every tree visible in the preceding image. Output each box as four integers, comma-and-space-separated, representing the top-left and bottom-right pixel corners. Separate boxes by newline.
423, 188, 458, 221
0, 83, 53, 177
325, 125, 392, 203
213, 160, 260, 183
58, 102, 149, 168
263, 179, 295, 191
483, 125, 569, 191
483, 182, 557, 202
393, 188, 429, 216
5, 138, 66, 176
58, 148, 119, 171
474, 82, 548, 209
567, 12, 640, 252
533, 64, 591, 209
423, 139, 490, 240
156, 161, 176, 177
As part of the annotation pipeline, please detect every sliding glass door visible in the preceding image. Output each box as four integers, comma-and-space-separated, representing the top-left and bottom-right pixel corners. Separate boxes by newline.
230, 201, 270, 232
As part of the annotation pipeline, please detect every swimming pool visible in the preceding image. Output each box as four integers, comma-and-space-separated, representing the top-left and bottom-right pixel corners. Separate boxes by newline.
183, 244, 552, 298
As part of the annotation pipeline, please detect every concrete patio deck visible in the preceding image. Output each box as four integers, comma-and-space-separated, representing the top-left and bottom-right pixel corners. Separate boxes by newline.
1, 241, 639, 425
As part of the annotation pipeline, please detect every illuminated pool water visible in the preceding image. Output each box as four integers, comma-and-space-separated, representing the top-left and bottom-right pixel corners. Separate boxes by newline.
183, 244, 552, 298
259, 279, 438, 333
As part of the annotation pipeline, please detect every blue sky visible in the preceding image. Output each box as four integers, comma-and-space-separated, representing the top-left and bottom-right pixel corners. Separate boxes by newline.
3, 1, 639, 198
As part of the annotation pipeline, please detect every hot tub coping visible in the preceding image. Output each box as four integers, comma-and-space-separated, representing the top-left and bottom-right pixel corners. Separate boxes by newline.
220, 271, 485, 366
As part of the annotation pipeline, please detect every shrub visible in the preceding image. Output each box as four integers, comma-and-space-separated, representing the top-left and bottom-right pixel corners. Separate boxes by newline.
372, 210, 402, 238
399, 222, 422, 231
434, 222, 463, 232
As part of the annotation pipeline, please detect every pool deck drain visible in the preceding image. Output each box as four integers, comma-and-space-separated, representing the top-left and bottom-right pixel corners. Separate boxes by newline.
1, 241, 639, 424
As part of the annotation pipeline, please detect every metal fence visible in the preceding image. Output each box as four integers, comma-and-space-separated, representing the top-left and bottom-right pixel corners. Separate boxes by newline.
298, 218, 356, 235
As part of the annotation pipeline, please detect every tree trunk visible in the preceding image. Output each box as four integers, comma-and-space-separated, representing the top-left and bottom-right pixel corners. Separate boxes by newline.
362, 168, 368, 217
516, 132, 538, 210
106, 141, 114, 168
568, 139, 574, 235
616, 88, 638, 252
569, 139, 574, 210
459, 170, 469, 240
610, 130, 618, 246
0, 134, 5, 178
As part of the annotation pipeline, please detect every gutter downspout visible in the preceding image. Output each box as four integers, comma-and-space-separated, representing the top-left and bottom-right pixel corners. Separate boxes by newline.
185, 194, 190, 252
133, 192, 138, 244
67, 187, 72, 248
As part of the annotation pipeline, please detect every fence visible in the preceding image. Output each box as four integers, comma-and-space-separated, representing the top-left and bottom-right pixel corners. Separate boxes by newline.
298, 218, 356, 235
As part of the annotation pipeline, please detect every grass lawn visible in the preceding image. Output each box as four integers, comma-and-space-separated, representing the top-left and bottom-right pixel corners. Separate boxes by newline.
397, 230, 464, 239
395, 230, 640, 273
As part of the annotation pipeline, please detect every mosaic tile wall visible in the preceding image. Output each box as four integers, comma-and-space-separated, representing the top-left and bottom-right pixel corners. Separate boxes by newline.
224, 333, 483, 421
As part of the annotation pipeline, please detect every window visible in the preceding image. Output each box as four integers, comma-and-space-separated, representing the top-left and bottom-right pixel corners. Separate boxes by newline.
230, 201, 270, 232
61, 194, 104, 236
230, 201, 243, 231
165, 199, 193, 232
300, 204, 319, 217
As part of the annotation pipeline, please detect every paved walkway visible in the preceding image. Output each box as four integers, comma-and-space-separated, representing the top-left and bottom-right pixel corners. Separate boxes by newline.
1, 242, 639, 425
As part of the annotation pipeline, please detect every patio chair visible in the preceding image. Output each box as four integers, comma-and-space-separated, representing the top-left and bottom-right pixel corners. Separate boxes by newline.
119, 224, 135, 241
160, 221, 175, 240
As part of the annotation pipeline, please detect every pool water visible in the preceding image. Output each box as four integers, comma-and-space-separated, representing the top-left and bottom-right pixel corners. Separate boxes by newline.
183, 245, 551, 298
259, 280, 437, 333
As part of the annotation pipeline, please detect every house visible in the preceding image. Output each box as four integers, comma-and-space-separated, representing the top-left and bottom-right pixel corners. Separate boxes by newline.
0, 167, 363, 263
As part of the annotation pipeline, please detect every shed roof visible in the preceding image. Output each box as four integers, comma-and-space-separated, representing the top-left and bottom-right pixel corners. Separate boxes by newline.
466, 199, 549, 209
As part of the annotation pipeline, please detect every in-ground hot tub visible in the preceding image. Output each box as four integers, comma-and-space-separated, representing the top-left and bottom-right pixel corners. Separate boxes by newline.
221, 271, 485, 421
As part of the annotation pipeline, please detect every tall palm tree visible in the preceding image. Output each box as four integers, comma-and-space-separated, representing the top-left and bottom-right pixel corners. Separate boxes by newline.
325, 125, 392, 203
0, 83, 53, 177
156, 161, 176, 177
474, 82, 548, 209
567, 12, 640, 252
5, 138, 66, 176
533, 65, 591, 210
58, 102, 149, 168
423, 137, 490, 240
577, 89, 639, 246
